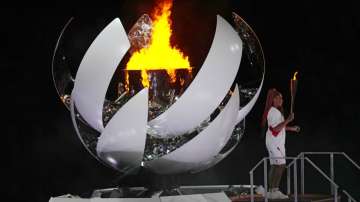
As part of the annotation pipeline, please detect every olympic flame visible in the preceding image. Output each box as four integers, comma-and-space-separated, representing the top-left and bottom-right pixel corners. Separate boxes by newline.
126, 0, 191, 89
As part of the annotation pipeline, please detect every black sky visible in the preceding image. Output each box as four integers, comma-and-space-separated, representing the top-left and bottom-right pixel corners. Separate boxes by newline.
3, 0, 360, 201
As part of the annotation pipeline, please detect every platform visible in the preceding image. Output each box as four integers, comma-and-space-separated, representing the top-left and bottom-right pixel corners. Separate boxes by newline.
230, 194, 341, 202
49, 185, 341, 202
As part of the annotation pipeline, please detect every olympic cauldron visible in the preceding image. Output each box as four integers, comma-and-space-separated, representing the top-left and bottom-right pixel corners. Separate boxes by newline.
52, 10, 265, 175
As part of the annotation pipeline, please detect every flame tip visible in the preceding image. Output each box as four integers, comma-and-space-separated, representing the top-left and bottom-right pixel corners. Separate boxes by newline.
292, 71, 299, 80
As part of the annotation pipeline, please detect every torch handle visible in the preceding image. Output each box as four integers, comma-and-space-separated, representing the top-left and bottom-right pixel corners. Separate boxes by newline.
290, 80, 297, 114
290, 71, 298, 115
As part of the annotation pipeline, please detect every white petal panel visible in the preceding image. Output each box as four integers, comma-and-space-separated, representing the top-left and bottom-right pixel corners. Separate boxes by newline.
148, 15, 243, 137
72, 18, 130, 132
190, 136, 241, 174
96, 88, 148, 172
145, 86, 240, 174
70, 100, 102, 162
236, 74, 264, 123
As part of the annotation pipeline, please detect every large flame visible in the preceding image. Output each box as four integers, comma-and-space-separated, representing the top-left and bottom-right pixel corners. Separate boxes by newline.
126, 0, 191, 88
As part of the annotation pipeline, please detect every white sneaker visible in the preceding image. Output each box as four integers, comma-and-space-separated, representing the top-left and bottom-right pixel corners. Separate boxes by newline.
266, 191, 273, 199
271, 190, 289, 199
255, 185, 265, 197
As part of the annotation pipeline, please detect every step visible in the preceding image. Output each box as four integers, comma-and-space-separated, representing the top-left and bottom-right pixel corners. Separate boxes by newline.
230, 194, 341, 202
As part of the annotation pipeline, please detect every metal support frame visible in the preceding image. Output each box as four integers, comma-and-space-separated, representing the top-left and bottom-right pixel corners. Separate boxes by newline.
250, 171, 254, 202
287, 168, 290, 195
264, 159, 268, 202
294, 160, 298, 202
330, 153, 335, 195
301, 153, 305, 195
287, 152, 359, 201
250, 158, 264, 202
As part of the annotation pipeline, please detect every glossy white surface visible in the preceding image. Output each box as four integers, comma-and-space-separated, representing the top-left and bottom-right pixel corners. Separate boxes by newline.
96, 88, 148, 172
145, 86, 240, 174
148, 15, 243, 138
197, 75, 265, 173
72, 18, 130, 132
190, 132, 241, 174
70, 99, 102, 162
236, 74, 264, 123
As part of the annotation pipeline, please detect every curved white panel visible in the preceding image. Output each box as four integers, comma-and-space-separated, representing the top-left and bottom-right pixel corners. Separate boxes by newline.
190, 136, 241, 174
148, 15, 243, 137
96, 88, 148, 172
236, 74, 264, 123
72, 18, 130, 132
70, 99, 103, 162
145, 86, 240, 174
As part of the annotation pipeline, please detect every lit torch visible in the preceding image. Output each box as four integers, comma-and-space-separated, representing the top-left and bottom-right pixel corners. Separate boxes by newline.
290, 71, 298, 114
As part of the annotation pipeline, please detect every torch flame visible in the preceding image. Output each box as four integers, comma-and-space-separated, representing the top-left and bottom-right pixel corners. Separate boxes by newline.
292, 71, 298, 80
126, 0, 191, 88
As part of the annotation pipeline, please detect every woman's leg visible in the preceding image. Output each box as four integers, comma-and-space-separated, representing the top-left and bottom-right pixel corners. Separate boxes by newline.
274, 164, 286, 189
268, 165, 276, 191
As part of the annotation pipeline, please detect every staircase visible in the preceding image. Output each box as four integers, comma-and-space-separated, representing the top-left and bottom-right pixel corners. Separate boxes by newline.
245, 152, 359, 202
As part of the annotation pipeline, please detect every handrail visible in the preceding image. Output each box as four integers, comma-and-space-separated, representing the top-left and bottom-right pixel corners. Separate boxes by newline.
299, 152, 359, 170
287, 152, 359, 193
304, 157, 339, 202
250, 157, 298, 173
342, 152, 360, 170
249, 157, 265, 173
250, 152, 359, 202
286, 153, 302, 168
304, 157, 339, 189
302, 152, 343, 155
343, 190, 358, 202
287, 152, 351, 168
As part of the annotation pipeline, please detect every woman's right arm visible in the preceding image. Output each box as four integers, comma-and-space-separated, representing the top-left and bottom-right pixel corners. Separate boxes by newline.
270, 113, 294, 133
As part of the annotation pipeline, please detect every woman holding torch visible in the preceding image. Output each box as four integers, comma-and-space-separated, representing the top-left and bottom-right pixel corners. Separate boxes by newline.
261, 88, 300, 199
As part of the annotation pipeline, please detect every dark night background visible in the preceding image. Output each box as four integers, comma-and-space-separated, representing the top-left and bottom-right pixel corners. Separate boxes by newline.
3, 0, 360, 201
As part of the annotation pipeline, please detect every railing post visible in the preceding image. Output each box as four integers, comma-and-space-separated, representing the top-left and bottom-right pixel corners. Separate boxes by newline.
294, 160, 298, 202
334, 187, 338, 202
301, 153, 305, 195
250, 171, 254, 202
264, 159, 268, 202
287, 166, 291, 195
330, 153, 335, 195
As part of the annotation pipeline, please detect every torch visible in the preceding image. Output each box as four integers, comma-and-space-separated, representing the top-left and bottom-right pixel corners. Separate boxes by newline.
290, 71, 298, 114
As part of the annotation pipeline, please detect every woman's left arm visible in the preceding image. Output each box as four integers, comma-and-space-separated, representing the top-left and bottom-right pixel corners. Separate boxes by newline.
286, 126, 301, 133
